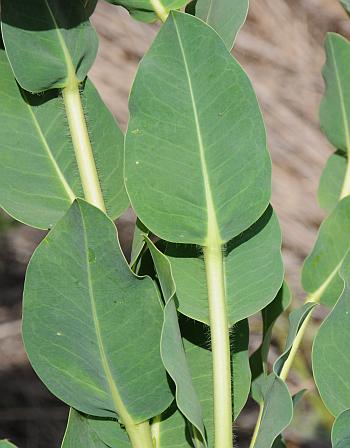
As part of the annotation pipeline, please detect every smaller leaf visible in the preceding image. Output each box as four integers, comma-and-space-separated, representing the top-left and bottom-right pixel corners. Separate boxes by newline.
302, 196, 350, 306
194, 0, 249, 50
273, 302, 317, 376
62, 408, 130, 448
331, 409, 350, 448
253, 374, 293, 448
318, 152, 347, 212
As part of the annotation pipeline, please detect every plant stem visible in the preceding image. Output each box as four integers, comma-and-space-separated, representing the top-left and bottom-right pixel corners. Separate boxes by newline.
203, 240, 232, 448
62, 83, 106, 212
126, 421, 154, 448
340, 155, 350, 199
249, 402, 264, 448
150, 0, 168, 22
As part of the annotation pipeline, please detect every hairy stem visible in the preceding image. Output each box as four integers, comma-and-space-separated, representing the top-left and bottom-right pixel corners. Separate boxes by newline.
62, 83, 106, 212
204, 241, 232, 448
249, 402, 264, 448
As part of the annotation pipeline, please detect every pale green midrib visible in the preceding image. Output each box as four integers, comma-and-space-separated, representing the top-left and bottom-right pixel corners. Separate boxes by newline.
80, 211, 134, 428
309, 259, 344, 302
44, 0, 77, 85
205, 0, 214, 24
329, 38, 350, 199
172, 15, 222, 246
23, 96, 76, 202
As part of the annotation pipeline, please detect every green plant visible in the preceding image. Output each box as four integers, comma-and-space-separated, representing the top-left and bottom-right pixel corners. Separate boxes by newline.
1, 1, 350, 447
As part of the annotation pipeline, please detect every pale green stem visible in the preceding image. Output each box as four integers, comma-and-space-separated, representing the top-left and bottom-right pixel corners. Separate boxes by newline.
249, 402, 264, 448
340, 155, 350, 199
62, 83, 106, 212
150, 0, 169, 22
203, 241, 233, 448
126, 421, 154, 448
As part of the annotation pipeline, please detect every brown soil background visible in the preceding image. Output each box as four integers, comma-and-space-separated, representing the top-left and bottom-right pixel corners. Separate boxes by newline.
1, 0, 349, 446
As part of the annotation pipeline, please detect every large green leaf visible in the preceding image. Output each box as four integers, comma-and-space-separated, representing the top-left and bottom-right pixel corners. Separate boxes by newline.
106, 0, 188, 23
319, 33, 350, 154
302, 196, 350, 307
146, 239, 206, 447
194, 0, 249, 50
0, 50, 127, 229
331, 409, 350, 448
253, 374, 293, 448
318, 152, 346, 212
166, 207, 283, 325
313, 254, 350, 416
23, 199, 172, 422
153, 405, 193, 448
1, 0, 98, 92
125, 11, 270, 246
62, 409, 130, 448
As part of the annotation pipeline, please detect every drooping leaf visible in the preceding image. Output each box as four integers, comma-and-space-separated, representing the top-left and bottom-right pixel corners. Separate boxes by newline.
125, 11, 270, 246
318, 152, 347, 212
319, 33, 350, 155
313, 253, 350, 416
146, 238, 206, 447
331, 409, 350, 448
302, 196, 350, 307
62, 408, 131, 448
250, 283, 291, 401
105, 0, 188, 23
0, 442, 17, 448
194, 0, 249, 50
166, 207, 283, 325
253, 374, 293, 448
23, 199, 172, 422
0, 50, 127, 229
1, 0, 98, 92
273, 302, 317, 376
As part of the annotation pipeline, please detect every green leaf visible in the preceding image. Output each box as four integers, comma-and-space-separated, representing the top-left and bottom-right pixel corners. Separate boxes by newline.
181, 317, 251, 446
130, 219, 148, 268
105, 0, 188, 23
23, 199, 172, 422
1, 0, 98, 92
302, 196, 350, 306
0, 442, 17, 448
146, 238, 207, 447
331, 409, 350, 448
250, 283, 291, 402
194, 0, 249, 50
166, 207, 283, 325
313, 253, 350, 416
0, 50, 127, 229
318, 152, 347, 212
273, 302, 317, 376
125, 11, 270, 246
319, 33, 350, 154
253, 374, 293, 448
153, 405, 193, 448
340, 0, 350, 15
62, 408, 130, 448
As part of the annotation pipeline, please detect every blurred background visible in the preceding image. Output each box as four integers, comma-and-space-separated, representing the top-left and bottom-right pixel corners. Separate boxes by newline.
1, 0, 349, 446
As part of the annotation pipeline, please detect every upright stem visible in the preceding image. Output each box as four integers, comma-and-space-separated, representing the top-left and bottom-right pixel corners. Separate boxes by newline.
62, 83, 106, 212
203, 240, 233, 448
126, 421, 153, 448
249, 402, 264, 448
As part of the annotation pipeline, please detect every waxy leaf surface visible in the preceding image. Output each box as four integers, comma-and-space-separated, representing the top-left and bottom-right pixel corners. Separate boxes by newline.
302, 196, 350, 306
313, 254, 350, 416
125, 11, 270, 245
194, 0, 249, 49
1, 0, 98, 92
0, 51, 127, 229
331, 409, 350, 448
62, 409, 130, 448
318, 152, 346, 212
23, 200, 172, 421
166, 207, 283, 325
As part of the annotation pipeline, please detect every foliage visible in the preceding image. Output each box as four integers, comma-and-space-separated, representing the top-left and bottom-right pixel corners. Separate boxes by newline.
1, 0, 350, 447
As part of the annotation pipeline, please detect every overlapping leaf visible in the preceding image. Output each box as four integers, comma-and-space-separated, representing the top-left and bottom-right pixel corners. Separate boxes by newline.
1, 0, 98, 92
193, 0, 249, 50
318, 152, 346, 212
331, 409, 350, 448
166, 207, 283, 325
125, 11, 270, 246
62, 409, 130, 448
23, 199, 172, 421
0, 50, 127, 229
313, 253, 350, 416
106, 0, 188, 22
302, 196, 350, 306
